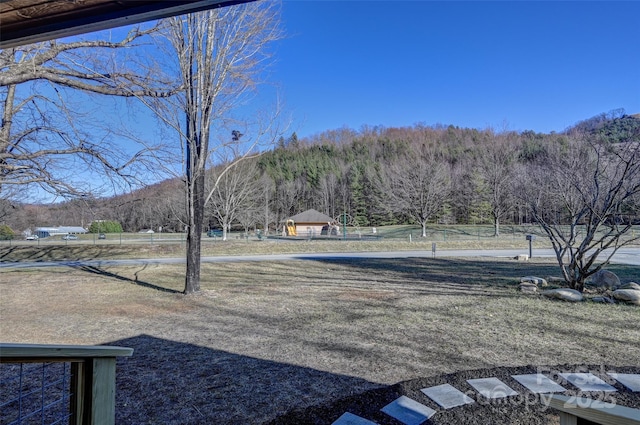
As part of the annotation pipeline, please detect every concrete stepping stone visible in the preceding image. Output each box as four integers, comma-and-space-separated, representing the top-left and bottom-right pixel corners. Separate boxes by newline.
381, 395, 436, 425
607, 373, 640, 391
332, 412, 378, 425
467, 377, 518, 399
421, 383, 475, 409
559, 373, 617, 392
512, 374, 566, 394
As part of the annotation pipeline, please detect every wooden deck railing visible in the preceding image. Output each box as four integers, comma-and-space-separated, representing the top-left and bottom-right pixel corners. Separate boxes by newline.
549, 394, 640, 425
0, 343, 133, 425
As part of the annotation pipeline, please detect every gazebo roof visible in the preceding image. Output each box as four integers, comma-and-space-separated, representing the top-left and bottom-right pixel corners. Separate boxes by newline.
288, 209, 334, 224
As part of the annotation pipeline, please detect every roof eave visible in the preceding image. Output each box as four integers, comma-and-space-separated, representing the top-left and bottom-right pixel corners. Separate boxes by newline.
0, 0, 254, 49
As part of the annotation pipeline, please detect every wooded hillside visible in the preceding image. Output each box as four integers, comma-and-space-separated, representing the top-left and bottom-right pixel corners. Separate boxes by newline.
3, 112, 639, 235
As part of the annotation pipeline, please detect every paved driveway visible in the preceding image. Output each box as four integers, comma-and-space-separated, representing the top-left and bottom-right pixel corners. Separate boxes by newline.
2, 248, 638, 269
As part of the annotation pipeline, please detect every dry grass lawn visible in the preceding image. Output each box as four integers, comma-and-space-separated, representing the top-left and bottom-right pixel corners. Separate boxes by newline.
1, 256, 639, 424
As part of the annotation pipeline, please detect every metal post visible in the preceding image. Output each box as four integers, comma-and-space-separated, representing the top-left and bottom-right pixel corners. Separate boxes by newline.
343, 212, 347, 240
526, 234, 535, 258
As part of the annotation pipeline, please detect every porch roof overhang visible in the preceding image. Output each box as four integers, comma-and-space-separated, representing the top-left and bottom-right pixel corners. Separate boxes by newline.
0, 0, 254, 49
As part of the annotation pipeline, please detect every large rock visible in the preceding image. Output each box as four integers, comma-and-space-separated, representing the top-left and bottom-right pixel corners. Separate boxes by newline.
542, 288, 583, 302
620, 282, 640, 291
589, 270, 621, 290
612, 289, 640, 305
546, 276, 565, 284
519, 282, 538, 294
521, 276, 548, 287
590, 296, 615, 304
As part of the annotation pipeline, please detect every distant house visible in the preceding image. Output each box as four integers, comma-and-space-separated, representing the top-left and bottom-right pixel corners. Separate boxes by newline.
35, 226, 87, 238
285, 209, 337, 237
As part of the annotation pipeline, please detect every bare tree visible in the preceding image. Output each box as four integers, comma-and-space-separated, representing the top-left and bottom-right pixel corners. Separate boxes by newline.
477, 134, 518, 236
258, 174, 275, 234
521, 133, 640, 291
0, 27, 174, 200
207, 159, 261, 240
320, 173, 339, 219
385, 144, 451, 237
153, 3, 281, 294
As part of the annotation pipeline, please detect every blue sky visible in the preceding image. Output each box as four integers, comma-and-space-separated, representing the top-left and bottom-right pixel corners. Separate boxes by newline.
272, 1, 640, 137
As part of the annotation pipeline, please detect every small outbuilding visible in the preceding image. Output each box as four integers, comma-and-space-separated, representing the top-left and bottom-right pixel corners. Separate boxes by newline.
35, 226, 87, 238
285, 209, 338, 237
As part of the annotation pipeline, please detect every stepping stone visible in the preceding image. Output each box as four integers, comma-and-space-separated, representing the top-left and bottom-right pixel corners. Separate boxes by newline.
512, 374, 566, 394
559, 373, 617, 392
467, 377, 518, 399
607, 373, 640, 391
421, 383, 475, 409
381, 396, 436, 425
332, 412, 378, 425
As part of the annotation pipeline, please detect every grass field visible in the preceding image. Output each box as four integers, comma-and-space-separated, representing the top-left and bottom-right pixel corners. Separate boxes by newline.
1, 250, 638, 424
4, 224, 637, 262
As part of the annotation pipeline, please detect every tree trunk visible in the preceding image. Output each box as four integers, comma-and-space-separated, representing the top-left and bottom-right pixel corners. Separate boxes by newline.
184, 172, 204, 295
421, 220, 427, 238
493, 214, 500, 237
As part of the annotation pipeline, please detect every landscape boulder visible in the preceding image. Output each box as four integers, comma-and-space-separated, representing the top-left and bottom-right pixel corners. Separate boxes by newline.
515, 254, 529, 261
612, 289, 640, 306
545, 276, 565, 284
519, 282, 538, 294
520, 276, 548, 287
590, 296, 615, 304
588, 270, 621, 290
542, 288, 583, 302
620, 282, 640, 291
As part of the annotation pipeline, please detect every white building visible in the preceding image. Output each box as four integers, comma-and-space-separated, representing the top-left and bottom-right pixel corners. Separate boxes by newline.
35, 226, 87, 238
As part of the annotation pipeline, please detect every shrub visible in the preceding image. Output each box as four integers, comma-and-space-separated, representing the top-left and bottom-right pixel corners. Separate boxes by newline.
0, 224, 15, 240
89, 220, 123, 233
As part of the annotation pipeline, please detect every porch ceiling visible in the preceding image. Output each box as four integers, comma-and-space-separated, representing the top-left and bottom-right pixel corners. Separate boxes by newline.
0, 0, 253, 49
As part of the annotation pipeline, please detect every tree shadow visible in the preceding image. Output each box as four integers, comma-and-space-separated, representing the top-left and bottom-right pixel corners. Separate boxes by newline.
71, 264, 182, 294
291, 256, 563, 289
108, 334, 386, 425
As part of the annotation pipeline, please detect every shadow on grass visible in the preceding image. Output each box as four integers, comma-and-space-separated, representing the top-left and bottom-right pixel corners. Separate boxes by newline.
108, 334, 385, 425
292, 256, 639, 288
0, 245, 139, 262
292, 256, 559, 287
71, 264, 182, 294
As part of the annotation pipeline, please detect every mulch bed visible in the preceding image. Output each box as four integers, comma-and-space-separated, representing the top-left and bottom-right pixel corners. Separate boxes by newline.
267, 364, 640, 425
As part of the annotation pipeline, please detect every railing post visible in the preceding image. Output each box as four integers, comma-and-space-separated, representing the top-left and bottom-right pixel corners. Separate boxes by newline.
0, 343, 132, 425
88, 357, 117, 425
70, 362, 86, 425
558, 412, 578, 425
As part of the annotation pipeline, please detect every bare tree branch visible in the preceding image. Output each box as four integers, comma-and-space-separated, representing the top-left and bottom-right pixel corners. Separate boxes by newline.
1, 25, 176, 200
520, 133, 640, 291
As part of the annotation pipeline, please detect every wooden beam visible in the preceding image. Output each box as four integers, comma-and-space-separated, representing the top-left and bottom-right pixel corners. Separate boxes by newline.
549, 395, 640, 425
0, 0, 256, 49
0, 343, 133, 362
